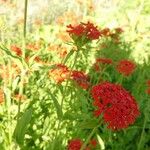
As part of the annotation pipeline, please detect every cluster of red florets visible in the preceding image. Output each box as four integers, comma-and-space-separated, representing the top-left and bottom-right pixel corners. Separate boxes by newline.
116, 59, 136, 76
67, 22, 101, 40
67, 138, 97, 150
67, 139, 83, 150
71, 70, 90, 89
91, 82, 140, 130
67, 22, 123, 42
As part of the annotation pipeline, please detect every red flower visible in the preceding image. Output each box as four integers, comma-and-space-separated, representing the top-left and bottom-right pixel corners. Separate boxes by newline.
116, 60, 136, 76
67, 22, 101, 40
71, 70, 90, 89
67, 139, 83, 150
11, 45, 22, 56
91, 82, 140, 130
67, 24, 85, 36
67, 139, 91, 150
83, 22, 101, 40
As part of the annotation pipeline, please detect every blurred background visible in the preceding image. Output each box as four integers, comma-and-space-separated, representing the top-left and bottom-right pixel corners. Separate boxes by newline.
0, 0, 150, 62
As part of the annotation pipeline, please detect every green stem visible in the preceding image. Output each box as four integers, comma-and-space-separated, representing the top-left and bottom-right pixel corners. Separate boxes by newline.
137, 95, 149, 150
24, 0, 28, 39
137, 116, 146, 150
52, 50, 80, 149
17, 0, 28, 121
60, 50, 79, 108
80, 126, 98, 150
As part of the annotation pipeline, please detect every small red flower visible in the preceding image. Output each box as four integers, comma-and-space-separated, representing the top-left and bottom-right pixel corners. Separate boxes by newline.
67, 22, 101, 40
91, 82, 140, 130
67, 139, 83, 150
116, 59, 136, 76
71, 70, 90, 89
11, 45, 22, 56
83, 22, 101, 40
67, 24, 85, 36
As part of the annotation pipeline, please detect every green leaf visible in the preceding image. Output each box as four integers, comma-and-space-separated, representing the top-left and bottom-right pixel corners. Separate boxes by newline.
78, 119, 98, 129
13, 108, 32, 146
49, 91, 63, 119
76, 90, 88, 113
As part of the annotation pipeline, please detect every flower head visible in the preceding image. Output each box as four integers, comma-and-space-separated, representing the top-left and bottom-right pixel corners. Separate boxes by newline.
67, 24, 85, 36
91, 82, 140, 130
67, 139, 91, 150
116, 59, 136, 76
71, 70, 90, 89
67, 139, 83, 150
67, 22, 101, 40
83, 22, 101, 40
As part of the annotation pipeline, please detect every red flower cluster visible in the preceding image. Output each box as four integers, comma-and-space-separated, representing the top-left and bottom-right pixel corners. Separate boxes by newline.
67, 22, 101, 40
94, 58, 113, 71
48, 64, 69, 83
116, 59, 136, 76
67, 139, 83, 150
67, 138, 97, 150
67, 24, 85, 36
11, 45, 22, 56
91, 82, 140, 130
71, 70, 90, 89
